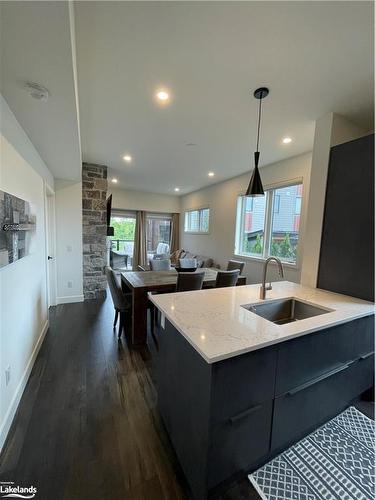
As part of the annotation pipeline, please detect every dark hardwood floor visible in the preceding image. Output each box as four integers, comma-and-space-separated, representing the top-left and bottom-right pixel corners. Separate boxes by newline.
0, 294, 259, 500
1, 294, 373, 500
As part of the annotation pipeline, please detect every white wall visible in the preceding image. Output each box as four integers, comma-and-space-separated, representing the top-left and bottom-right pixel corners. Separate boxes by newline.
180, 153, 312, 284
55, 180, 83, 303
109, 187, 180, 213
0, 95, 52, 450
301, 113, 367, 287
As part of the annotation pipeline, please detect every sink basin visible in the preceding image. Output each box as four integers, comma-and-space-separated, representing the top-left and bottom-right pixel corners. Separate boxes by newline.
242, 298, 332, 325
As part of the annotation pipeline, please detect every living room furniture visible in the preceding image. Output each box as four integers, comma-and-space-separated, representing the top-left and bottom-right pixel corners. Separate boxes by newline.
227, 259, 245, 274
170, 249, 218, 269
121, 269, 247, 345
110, 250, 128, 269
147, 242, 170, 262
176, 271, 205, 292
179, 258, 197, 268
105, 267, 131, 339
215, 269, 240, 288
150, 258, 171, 271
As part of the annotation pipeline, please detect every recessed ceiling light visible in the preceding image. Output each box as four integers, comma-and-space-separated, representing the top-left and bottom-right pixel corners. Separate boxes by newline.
174, 187, 180, 192
156, 90, 170, 101
282, 137, 292, 144
123, 155, 132, 162
111, 178, 118, 183
208, 172, 215, 177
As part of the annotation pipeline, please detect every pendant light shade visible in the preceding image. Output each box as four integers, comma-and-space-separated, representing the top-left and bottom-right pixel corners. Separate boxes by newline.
246, 152, 264, 196
246, 87, 269, 197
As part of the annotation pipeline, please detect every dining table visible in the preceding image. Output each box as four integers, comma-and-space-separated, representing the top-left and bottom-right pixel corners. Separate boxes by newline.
121, 268, 247, 345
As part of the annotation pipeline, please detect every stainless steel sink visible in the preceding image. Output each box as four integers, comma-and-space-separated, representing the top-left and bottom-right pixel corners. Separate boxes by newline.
242, 298, 332, 325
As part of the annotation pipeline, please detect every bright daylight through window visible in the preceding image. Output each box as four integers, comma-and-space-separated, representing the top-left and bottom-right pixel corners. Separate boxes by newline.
184, 208, 210, 233
235, 183, 303, 264
110, 213, 171, 269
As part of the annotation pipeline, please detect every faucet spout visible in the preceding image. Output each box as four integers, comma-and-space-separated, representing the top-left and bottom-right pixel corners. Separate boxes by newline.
259, 257, 284, 300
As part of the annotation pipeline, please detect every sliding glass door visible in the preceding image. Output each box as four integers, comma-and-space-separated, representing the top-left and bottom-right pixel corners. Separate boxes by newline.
110, 212, 136, 269
146, 214, 171, 258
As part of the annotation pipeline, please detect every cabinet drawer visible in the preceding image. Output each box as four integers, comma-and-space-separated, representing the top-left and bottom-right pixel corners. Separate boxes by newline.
275, 317, 373, 396
271, 354, 374, 453
211, 346, 277, 424
354, 316, 375, 358
208, 400, 273, 489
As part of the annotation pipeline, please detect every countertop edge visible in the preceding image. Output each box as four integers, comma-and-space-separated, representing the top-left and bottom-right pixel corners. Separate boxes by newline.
150, 297, 374, 364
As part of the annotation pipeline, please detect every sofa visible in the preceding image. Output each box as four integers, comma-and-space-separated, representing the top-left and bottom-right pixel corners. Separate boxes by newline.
170, 249, 219, 269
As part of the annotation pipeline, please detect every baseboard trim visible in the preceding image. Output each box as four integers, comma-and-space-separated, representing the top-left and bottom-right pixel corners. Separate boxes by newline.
56, 294, 84, 304
0, 320, 49, 452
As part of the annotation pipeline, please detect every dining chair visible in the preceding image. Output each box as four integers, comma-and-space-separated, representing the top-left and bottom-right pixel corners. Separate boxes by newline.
227, 259, 245, 274
215, 269, 240, 288
150, 258, 171, 271
179, 258, 197, 268
176, 271, 205, 292
105, 266, 131, 339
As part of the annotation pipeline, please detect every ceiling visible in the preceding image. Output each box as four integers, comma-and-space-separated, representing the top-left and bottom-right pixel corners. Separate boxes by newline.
1, 2, 374, 194
1, 1, 82, 181
74, 1, 374, 194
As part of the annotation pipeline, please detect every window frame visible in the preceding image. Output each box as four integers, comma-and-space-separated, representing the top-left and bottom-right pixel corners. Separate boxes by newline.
234, 179, 304, 269
184, 206, 210, 234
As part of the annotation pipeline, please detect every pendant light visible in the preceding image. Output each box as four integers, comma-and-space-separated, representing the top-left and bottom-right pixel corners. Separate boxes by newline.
246, 87, 269, 196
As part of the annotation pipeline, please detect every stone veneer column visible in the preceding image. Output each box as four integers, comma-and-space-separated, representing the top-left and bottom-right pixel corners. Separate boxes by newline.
82, 163, 108, 300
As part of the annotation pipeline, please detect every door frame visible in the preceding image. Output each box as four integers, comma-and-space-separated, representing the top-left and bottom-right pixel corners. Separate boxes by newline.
44, 183, 57, 308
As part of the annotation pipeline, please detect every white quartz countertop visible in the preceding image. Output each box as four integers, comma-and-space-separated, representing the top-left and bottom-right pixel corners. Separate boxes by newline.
149, 281, 374, 363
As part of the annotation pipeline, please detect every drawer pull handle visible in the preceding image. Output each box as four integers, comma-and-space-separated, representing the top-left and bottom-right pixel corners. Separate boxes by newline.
360, 351, 374, 360
229, 404, 261, 425
287, 363, 350, 396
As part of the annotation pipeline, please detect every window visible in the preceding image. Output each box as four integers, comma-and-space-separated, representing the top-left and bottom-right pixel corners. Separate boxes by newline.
184, 208, 210, 233
235, 182, 303, 265
110, 213, 136, 269
110, 214, 136, 250
146, 214, 171, 252
235, 195, 267, 257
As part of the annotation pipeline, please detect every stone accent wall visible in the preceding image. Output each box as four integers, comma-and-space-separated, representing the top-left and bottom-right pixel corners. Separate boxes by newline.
82, 163, 108, 300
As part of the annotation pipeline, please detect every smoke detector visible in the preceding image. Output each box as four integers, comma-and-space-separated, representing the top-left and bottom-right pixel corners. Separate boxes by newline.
25, 82, 49, 101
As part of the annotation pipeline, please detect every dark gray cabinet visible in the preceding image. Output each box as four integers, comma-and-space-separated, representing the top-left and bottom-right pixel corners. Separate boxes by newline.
271, 354, 374, 453
157, 315, 374, 499
318, 133, 374, 301
208, 400, 273, 489
275, 316, 373, 396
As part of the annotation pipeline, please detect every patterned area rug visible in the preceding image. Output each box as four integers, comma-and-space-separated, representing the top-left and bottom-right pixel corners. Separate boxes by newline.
249, 406, 374, 500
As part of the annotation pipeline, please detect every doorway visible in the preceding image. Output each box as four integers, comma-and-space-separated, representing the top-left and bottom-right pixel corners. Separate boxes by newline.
45, 183, 56, 308
109, 212, 136, 270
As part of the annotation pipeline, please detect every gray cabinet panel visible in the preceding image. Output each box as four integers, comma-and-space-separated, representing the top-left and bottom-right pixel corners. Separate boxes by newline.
275, 317, 372, 396
157, 320, 212, 499
271, 355, 374, 453
318, 134, 374, 301
208, 400, 273, 489
353, 317, 375, 358
211, 347, 277, 424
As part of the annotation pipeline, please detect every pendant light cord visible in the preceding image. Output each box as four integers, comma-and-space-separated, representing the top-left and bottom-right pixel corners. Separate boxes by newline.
256, 92, 263, 153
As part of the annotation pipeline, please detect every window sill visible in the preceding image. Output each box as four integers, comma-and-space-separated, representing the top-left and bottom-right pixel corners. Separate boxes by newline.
234, 253, 300, 270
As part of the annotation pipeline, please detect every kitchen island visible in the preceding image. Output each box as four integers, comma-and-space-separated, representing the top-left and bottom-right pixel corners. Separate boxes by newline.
150, 282, 374, 499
